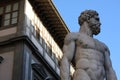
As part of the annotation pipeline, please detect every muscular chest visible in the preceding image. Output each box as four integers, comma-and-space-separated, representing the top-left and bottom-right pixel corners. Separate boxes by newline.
76, 34, 105, 52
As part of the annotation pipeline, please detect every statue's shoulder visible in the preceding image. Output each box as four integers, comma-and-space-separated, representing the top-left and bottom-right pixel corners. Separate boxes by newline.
64, 32, 79, 43
94, 39, 109, 52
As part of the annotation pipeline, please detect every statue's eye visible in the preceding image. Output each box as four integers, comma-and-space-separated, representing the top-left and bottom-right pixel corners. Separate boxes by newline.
96, 18, 99, 21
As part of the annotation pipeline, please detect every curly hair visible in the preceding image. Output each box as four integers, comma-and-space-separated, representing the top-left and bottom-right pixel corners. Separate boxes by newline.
78, 10, 98, 25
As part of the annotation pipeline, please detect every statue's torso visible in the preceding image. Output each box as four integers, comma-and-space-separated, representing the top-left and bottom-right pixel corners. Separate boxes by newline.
73, 33, 106, 79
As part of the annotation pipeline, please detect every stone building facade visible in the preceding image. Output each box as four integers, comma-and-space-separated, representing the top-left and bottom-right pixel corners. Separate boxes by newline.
0, 0, 70, 80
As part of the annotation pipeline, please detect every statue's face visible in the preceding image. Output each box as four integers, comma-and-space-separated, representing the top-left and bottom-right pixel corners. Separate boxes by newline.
88, 15, 101, 35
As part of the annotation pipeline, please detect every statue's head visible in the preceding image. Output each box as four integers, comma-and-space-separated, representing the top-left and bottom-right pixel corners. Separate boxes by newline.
79, 10, 101, 35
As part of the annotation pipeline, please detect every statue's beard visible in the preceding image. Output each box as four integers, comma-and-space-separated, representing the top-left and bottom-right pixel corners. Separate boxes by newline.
89, 23, 100, 35
92, 27, 100, 35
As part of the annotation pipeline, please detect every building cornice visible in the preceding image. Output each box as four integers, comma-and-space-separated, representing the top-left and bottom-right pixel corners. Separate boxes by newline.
28, 0, 70, 48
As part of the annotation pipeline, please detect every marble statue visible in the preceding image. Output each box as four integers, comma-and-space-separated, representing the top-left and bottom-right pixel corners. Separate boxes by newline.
60, 10, 117, 80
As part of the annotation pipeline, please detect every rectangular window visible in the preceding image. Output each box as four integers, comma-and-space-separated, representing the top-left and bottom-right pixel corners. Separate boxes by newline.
0, 7, 3, 15
35, 28, 43, 45
13, 3, 19, 11
5, 5, 11, 13
46, 45, 52, 57
31, 25, 35, 34
42, 40, 47, 50
0, 15, 2, 27
5, 14, 11, 20
55, 57, 58, 65
11, 12, 18, 24
0, 7, 3, 27
4, 20, 10, 26
0, 2, 19, 28
4, 13, 10, 26
39, 36, 43, 45
36, 29, 40, 40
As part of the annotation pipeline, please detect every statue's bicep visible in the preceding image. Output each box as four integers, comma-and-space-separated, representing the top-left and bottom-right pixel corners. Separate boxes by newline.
63, 40, 75, 62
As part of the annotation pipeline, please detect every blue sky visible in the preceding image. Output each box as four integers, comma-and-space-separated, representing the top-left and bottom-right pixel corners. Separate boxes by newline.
53, 0, 120, 79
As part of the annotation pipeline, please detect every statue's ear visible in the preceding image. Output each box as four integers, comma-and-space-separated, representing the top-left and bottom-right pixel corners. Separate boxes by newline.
86, 14, 90, 22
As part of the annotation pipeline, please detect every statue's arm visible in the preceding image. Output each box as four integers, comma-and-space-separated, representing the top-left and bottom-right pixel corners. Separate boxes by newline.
60, 33, 76, 80
104, 48, 117, 80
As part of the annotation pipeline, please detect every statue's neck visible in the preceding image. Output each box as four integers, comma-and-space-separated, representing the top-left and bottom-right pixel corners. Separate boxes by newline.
79, 22, 93, 37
